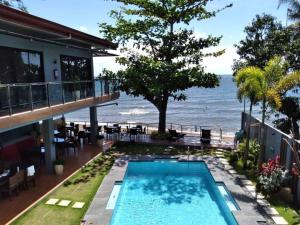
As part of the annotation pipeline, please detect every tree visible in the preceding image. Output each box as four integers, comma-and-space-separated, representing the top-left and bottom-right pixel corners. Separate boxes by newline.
278, 0, 300, 22
236, 67, 263, 168
232, 14, 290, 75
256, 57, 285, 168
100, 0, 232, 133
273, 71, 300, 139
0, 0, 27, 12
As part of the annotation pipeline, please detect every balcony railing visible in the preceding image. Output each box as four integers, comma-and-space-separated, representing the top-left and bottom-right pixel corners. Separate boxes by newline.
0, 79, 118, 117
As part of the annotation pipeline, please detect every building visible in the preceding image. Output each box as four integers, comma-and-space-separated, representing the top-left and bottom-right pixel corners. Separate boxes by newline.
0, 5, 119, 173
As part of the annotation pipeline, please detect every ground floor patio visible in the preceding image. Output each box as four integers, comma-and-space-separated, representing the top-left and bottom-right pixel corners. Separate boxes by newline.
1, 140, 113, 225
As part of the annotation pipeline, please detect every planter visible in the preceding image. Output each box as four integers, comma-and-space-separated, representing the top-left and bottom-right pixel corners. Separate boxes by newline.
54, 164, 64, 175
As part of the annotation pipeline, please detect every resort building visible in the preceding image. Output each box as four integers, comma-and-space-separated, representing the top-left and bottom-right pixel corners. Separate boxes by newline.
0, 4, 119, 176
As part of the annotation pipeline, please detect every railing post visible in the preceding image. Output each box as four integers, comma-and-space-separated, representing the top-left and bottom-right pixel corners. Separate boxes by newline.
181, 125, 183, 134
220, 128, 223, 142
100, 80, 103, 96
7, 85, 12, 115
62, 83, 65, 104
46, 83, 50, 107
92, 80, 95, 98
29, 84, 33, 111
170, 123, 172, 130
73, 82, 76, 102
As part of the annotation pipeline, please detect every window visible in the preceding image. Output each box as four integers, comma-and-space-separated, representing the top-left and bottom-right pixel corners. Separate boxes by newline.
60, 55, 92, 81
0, 47, 44, 84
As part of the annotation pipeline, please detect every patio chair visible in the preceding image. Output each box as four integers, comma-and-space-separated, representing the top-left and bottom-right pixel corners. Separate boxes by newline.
77, 131, 89, 144
26, 165, 36, 187
66, 136, 78, 155
168, 129, 186, 141
0, 171, 22, 200
201, 129, 211, 144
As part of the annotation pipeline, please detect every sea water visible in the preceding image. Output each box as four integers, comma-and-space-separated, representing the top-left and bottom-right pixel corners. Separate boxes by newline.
66, 75, 261, 134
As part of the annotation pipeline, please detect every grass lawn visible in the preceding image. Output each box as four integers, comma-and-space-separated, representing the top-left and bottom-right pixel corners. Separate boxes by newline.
111, 141, 217, 156
11, 152, 117, 225
9, 143, 225, 225
223, 151, 300, 224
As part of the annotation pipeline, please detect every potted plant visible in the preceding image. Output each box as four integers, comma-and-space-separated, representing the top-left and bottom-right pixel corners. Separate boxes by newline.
53, 160, 64, 175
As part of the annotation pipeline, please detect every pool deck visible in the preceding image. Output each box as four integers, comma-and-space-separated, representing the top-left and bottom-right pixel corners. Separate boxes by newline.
84, 155, 267, 225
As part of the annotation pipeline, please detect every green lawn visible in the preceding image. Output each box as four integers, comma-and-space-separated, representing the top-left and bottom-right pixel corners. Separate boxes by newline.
11, 143, 197, 225
11, 152, 117, 225
223, 152, 300, 224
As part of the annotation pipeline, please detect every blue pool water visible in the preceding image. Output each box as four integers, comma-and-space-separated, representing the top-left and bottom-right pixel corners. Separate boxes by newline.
110, 160, 238, 225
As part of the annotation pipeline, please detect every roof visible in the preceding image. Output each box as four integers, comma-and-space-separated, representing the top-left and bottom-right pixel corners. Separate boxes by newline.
0, 5, 117, 50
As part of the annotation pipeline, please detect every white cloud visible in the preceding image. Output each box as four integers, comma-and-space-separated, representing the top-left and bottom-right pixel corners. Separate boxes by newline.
93, 44, 238, 76
202, 45, 238, 75
79, 25, 88, 32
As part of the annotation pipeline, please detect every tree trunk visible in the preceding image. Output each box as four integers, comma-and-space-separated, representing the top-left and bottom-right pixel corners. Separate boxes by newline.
258, 99, 266, 169
158, 104, 167, 133
292, 118, 300, 140
244, 102, 253, 169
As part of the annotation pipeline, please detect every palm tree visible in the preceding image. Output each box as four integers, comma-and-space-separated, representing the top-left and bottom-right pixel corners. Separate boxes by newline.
279, 0, 300, 21
278, 0, 300, 33
236, 58, 283, 169
257, 57, 284, 168
236, 67, 263, 169
275, 71, 300, 139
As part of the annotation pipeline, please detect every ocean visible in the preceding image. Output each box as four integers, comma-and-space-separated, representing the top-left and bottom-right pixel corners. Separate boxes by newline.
66, 75, 261, 135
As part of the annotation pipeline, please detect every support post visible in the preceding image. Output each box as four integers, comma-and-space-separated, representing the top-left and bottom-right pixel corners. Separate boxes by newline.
42, 118, 56, 174
90, 106, 98, 145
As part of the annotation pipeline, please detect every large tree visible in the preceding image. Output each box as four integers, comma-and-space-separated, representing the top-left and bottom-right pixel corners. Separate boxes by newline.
232, 14, 290, 75
100, 0, 232, 133
0, 0, 27, 12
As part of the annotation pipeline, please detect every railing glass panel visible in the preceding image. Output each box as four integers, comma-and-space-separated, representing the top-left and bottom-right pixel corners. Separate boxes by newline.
0, 79, 118, 116
0, 86, 9, 117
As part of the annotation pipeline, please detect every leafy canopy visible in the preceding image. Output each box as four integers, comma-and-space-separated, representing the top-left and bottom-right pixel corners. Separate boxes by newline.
232, 14, 290, 75
100, 0, 232, 107
0, 0, 27, 12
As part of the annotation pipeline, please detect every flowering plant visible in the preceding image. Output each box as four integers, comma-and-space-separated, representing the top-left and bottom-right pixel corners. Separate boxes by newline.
257, 155, 284, 194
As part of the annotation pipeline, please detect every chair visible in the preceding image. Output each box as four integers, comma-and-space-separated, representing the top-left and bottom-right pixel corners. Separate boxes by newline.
66, 136, 78, 155
168, 129, 186, 141
129, 128, 138, 142
105, 127, 114, 139
0, 171, 22, 200
26, 165, 36, 187
78, 131, 89, 144
201, 129, 211, 144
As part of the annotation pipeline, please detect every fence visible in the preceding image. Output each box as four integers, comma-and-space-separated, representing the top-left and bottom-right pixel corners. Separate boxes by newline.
241, 112, 300, 169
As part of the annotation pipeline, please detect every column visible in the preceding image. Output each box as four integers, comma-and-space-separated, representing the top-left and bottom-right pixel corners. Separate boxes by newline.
42, 118, 56, 173
90, 106, 98, 145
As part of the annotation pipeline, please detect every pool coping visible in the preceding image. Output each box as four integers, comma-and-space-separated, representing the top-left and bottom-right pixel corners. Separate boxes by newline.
83, 155, 266, 225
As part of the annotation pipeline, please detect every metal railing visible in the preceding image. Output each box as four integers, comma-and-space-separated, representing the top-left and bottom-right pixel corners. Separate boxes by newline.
0, 79, 118, 117
66, 120, 233, 142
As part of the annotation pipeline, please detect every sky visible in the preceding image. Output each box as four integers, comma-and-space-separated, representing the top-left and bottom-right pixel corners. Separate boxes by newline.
22, 0, 289, 75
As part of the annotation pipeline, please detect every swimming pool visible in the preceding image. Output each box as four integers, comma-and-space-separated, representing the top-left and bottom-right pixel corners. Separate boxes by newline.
110, 160, 238, 225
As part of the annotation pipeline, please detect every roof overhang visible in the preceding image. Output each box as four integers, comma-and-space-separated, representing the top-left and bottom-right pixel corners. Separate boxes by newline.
0, 5, 118, 50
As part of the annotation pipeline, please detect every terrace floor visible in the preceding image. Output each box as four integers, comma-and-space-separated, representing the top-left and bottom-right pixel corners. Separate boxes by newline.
105, 133, 235, 150
0, 140, 114, 225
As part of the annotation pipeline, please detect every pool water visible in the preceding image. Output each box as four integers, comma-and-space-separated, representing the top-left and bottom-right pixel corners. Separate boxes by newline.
110, 160, 238, 225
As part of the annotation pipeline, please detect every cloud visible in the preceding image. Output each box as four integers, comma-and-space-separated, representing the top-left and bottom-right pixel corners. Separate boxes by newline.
202, 45, 238, 75
79, 25, 88, 32
93, 44, 238, 77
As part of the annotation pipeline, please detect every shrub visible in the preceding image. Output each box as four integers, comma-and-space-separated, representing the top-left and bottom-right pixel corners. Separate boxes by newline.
229, 152, 239, 164
257, 155, 285, 194
238, 139, 260, 169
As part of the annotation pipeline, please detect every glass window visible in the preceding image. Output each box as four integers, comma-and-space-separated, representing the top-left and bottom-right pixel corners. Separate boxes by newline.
60, 55, 92, 81
0, 47, 44, 84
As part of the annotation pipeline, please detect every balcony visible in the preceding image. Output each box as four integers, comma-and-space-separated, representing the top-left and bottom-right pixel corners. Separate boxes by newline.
0, 79, 119, 131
